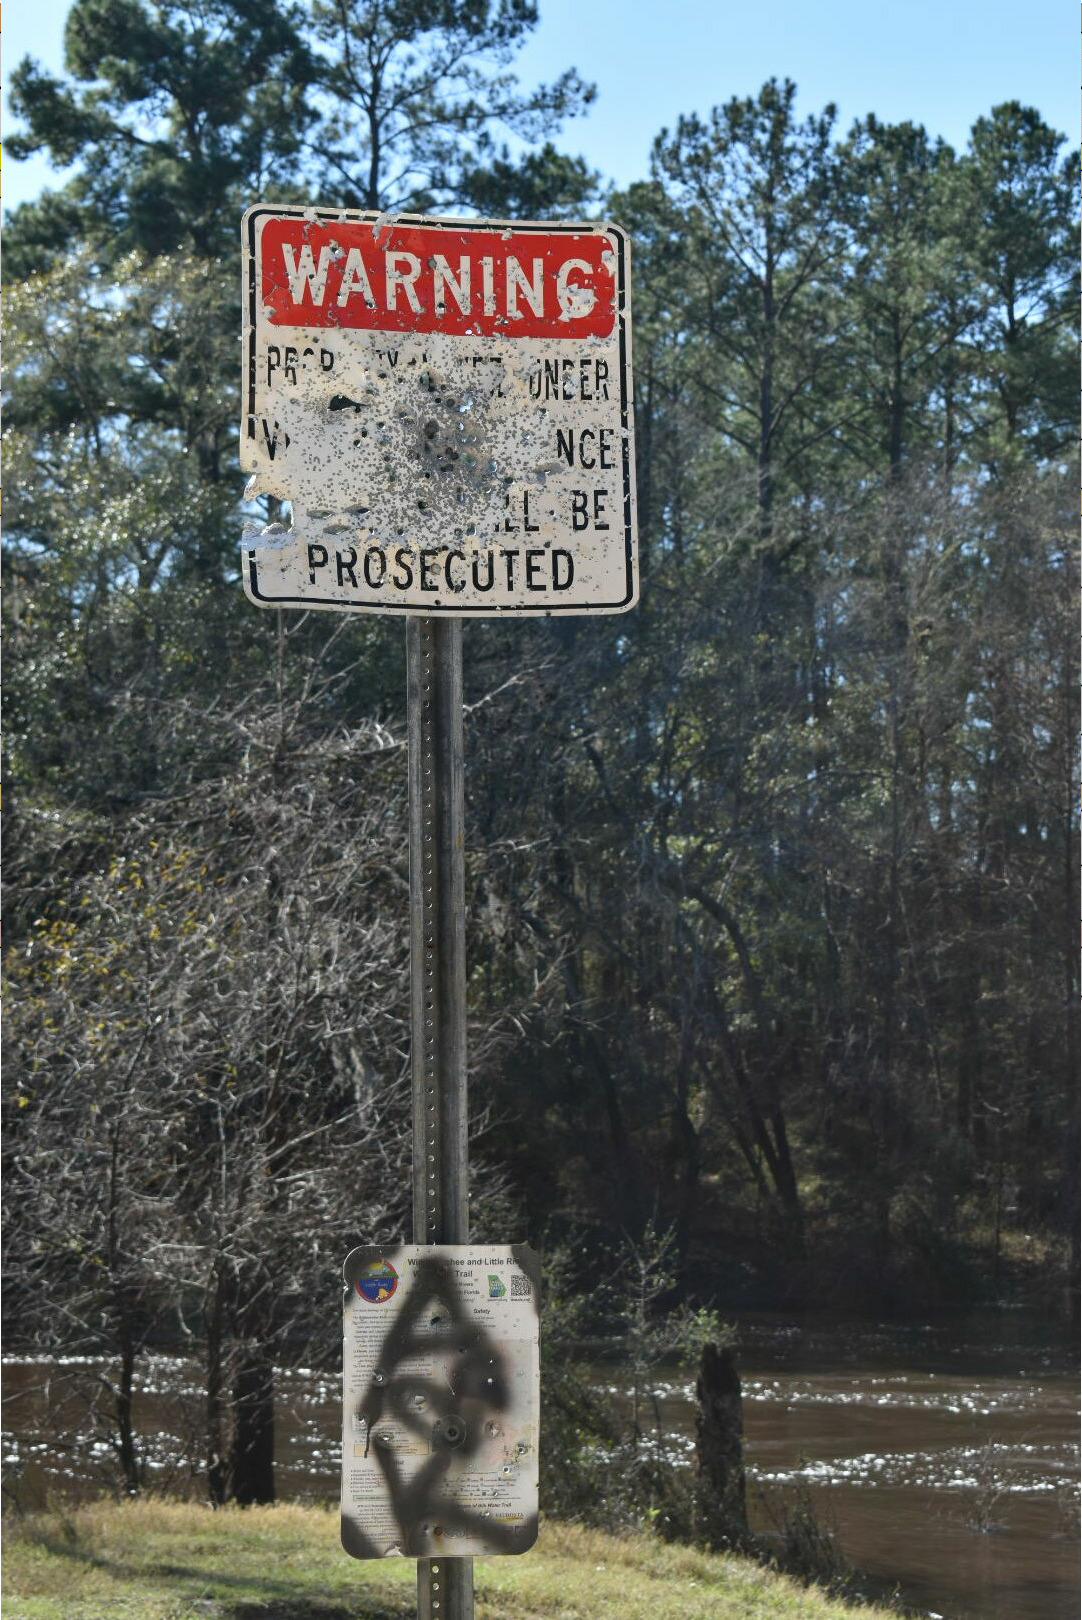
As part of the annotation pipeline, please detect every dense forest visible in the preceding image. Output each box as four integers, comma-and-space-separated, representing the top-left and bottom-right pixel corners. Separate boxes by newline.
3, 0, 1078, 1512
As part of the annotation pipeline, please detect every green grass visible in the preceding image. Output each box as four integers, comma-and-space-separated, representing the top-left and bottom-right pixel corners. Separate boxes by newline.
1, 1499, 895, 1619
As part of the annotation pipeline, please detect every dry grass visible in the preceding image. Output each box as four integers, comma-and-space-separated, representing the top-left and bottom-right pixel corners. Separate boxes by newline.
1, 1498, 894, 1619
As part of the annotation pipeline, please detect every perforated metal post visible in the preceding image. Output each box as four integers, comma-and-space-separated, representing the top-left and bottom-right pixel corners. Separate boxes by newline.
407, 616, 473, 1620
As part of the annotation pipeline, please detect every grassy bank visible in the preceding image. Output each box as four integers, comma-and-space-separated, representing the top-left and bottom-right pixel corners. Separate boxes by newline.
1, 1499, 895, 1619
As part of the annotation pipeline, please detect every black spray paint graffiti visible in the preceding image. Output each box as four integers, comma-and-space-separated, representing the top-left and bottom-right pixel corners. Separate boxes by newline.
341, 1246, 540, 1559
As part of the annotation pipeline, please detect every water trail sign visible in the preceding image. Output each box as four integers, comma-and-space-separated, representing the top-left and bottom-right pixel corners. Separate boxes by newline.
241, 208, 637, 615
341, 1244, 541, 1559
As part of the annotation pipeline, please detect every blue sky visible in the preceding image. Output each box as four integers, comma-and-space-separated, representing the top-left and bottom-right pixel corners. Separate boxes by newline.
2, 0, 1077, 218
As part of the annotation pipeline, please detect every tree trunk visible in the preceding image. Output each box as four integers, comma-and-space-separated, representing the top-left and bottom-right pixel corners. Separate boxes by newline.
114, 1316, 140, 1495
105, 1115, 141, 1495
230, 1348, 276, 1505
888, 314, 905, 475
205, 1275, 228, 1506
670, 1051, 701, 1274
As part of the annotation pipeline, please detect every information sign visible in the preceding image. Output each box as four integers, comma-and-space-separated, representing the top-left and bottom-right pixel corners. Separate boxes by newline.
341, 1244, 541, 1559
241, 208, 637, 614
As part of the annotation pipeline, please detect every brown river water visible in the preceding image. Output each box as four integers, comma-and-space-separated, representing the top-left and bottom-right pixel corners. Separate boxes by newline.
3, 1310, 1077, 1620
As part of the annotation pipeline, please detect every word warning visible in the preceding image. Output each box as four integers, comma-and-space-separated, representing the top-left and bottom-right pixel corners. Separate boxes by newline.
341, 1244, 540, 1559
241, 208, 637, 615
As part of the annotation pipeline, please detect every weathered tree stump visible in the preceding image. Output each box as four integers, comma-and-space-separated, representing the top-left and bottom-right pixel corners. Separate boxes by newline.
695, 1340, 748, 1548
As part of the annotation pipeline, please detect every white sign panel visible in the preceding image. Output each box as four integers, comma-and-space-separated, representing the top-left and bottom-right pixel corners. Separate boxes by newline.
341, 1244, 540, 1559
241, 208, 637, 615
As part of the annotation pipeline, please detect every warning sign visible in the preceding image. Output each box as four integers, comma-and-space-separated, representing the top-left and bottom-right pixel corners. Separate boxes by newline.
241, 209, 637, 615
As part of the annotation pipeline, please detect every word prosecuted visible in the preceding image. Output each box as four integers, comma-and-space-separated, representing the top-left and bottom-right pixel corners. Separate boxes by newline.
258, 218, 616, 340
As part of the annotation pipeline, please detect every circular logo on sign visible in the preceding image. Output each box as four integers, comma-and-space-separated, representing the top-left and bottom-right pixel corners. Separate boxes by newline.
355, 1258, 398, 1303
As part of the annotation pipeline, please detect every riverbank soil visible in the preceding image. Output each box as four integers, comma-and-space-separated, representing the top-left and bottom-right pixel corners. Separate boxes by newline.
1, 1499, 896, 1619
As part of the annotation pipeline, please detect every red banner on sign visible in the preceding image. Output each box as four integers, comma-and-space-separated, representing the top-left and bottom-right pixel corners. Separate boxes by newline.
258, 218, 617, 340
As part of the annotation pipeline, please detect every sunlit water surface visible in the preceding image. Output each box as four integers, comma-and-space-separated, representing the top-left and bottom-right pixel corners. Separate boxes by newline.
3, 1311, 1077, 1620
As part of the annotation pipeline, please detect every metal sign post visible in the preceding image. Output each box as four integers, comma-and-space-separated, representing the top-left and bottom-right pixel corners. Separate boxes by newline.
408, 617, 467, 1251
239, 205, 636, 1618
407, 615, 471, 1619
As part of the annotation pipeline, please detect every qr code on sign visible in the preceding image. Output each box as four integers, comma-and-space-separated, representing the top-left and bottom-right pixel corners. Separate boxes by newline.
510, 1274, 531, 1299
